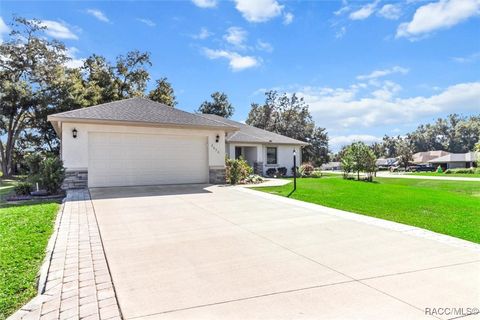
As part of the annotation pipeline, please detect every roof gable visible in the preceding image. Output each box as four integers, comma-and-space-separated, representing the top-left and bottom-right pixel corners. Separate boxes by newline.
199, 114, 308, 146
429, 152, 478, 163
48, 97, 237, 130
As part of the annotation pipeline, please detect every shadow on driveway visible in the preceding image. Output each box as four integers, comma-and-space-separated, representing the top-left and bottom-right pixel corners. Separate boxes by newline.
89, 183, 212, 200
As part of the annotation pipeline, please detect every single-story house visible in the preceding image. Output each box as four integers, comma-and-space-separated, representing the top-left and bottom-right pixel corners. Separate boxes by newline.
412, 150, 450, 165
199, 114, 308, 175
375, 157, 398, 169
48, 97, 307, 188
428, 151, 478, 170
320, 162, 342, 171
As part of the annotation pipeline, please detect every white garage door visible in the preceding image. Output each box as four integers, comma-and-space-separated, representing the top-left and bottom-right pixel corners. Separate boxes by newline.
88, 132, 208, 187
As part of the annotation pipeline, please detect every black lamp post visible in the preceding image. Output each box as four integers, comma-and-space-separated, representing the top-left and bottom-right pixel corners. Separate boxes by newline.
293, 149, 297, 191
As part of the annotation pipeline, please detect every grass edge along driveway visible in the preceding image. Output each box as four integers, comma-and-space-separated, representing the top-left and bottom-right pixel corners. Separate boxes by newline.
254, 176, 480, 244
0, 202, 59, 319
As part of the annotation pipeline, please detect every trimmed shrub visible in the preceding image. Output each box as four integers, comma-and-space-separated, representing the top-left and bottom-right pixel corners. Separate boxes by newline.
32, 156, 66, 194
445, 168, 476, 174
436, 165, 443, 173
299, 163, 314, 177
226, 157, 252, 185
277, 167, 288, 177
266, 168, 277, 177
310, 170, 322, 178
14, 181, 32, 196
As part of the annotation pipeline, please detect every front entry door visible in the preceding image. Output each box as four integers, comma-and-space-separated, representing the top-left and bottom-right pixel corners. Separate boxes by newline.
235, 147, 242, 159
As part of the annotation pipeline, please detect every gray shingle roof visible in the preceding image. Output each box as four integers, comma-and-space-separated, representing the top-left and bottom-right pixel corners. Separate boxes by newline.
48, 97, 238, 130
429, 152, 478, 163
199, 114, 308, 145
412, 150, 450, 164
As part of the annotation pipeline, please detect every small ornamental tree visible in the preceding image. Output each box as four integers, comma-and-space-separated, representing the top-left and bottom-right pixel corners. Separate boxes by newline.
341, 153, 354, 179
364, 148, 377, 182
341, 141, 377, 181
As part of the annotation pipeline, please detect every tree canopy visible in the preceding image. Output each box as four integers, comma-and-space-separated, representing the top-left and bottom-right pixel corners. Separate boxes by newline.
246, 90, 329, 166
0, 18, 70, 175
148, 77, 177, 107
363, 114, 480, 160
197, 92, 234, 118
341, 141, 376, 181
0, 17, 168, 176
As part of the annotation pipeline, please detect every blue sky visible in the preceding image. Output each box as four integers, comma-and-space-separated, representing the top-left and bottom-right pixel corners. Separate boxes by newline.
1, 0, 479, 150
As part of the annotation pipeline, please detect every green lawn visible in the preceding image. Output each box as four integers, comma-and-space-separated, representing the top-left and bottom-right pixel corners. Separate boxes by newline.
0, 180, 17, 204
254, 176, 480, 243
409, 172, 480, 178
0, 202, 59, 319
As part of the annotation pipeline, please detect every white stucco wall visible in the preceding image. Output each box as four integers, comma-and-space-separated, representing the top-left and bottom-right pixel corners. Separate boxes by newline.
263, 145, 302, 174
226, 143, 302, 176
61, 122, 226, 170
447, 162, 469, 169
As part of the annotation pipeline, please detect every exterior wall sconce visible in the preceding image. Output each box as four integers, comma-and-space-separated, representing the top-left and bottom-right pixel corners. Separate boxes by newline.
72, 128, 78, 139
215, 134, 220, 143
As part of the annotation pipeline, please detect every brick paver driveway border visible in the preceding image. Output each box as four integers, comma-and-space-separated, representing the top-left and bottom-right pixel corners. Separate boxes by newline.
8, 189, 122, 320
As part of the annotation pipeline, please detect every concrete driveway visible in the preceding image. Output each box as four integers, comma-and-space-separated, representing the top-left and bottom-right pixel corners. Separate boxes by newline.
90, 185, 480, 320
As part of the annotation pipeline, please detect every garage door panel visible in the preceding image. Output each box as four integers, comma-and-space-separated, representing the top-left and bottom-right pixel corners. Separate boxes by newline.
88, 132, 208, 187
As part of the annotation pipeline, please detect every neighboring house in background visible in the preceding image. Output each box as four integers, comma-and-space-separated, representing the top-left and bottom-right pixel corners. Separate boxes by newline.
320, 162, 342, 171
428, 152, 478, 170
412, 151, 450, 165
376, 158, 398, 170
199, 114, 308, 176
48, 98, 306, 188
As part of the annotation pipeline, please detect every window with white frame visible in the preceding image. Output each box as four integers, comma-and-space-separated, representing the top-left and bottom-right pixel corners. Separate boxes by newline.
267, 147, 277, 165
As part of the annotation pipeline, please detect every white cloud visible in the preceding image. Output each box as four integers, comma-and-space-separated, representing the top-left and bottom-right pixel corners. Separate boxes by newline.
224, 27, 247, 48
40, 20, 78, 40
297, 81, 480, 133
283, 12, 294, 25
334, 0, 350, 16
452, 51, 480, 63
234, 0, 284, 22
330, 135, 382, 149
349, 0, 379, 20
192, 0, 217, 8
65, 47, 85, 69
203, 48, 260, 71
378, 4, 402, 20
396, 0, 480, 39
357, 66, 409, 80
137, 18, 155, 27
0, 17, 10, 43
193, 27, 212, 40
86, 9, 109, 23
256, 39, 273, 52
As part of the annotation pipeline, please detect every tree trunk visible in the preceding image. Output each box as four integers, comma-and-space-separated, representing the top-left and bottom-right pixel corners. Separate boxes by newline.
1, 111, 26, 177
0, 142, 9, 177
